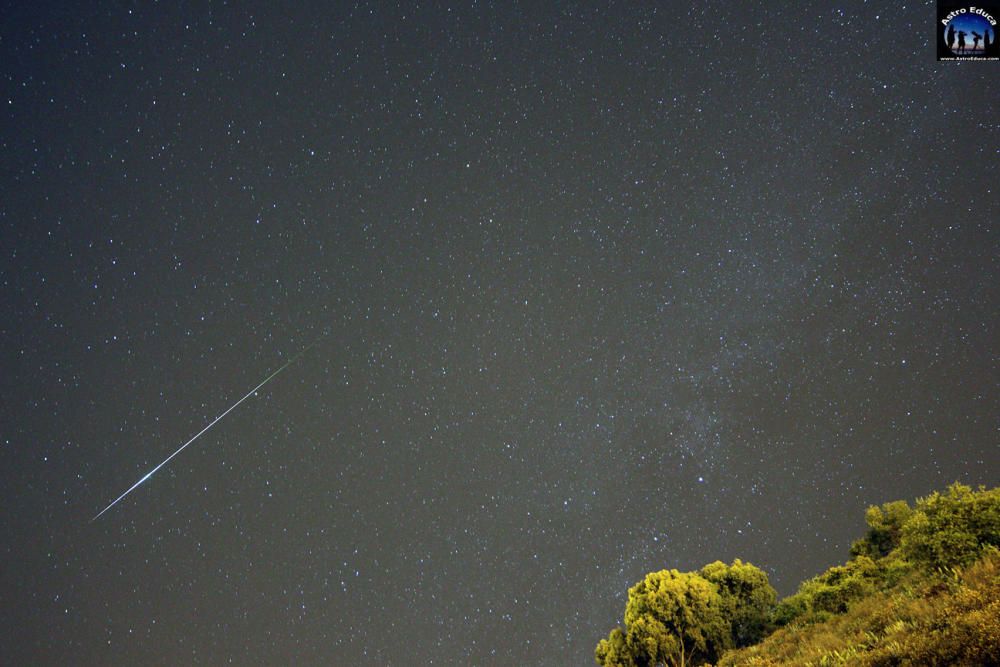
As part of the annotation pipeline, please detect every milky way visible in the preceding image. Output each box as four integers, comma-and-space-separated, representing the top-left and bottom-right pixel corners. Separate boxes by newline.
2, 3, 997, 664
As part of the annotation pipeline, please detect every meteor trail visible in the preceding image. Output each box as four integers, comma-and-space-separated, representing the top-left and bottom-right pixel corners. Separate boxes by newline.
92, 340, 319, 521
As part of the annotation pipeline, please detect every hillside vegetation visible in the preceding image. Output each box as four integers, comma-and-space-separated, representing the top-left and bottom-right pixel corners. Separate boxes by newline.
596, 483, 1000, 666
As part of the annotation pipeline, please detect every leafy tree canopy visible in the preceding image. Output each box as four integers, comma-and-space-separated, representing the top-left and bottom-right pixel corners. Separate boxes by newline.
597, 563, 775, 666
850, 499, 913, 559
699, 559, 777, 647
901, 483, 1000, 570
598, 484, 1000, 665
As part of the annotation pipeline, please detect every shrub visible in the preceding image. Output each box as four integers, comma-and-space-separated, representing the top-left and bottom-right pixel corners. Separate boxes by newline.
699, 559, 777, 647
850, 500, 913, 559
900, 483, 1000, 570
771, 592, 810, 627
596, 569, 730, 666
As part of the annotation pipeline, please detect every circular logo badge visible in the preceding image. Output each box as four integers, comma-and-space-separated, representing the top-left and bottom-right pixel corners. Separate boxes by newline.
943, 10, 995, 55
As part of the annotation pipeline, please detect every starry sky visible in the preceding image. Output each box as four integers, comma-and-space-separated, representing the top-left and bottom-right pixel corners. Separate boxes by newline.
2, 2, 998, 664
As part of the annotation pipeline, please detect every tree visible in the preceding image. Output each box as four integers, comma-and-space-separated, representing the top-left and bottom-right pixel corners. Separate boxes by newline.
595, 569, 729, 667
770, 590, 810, 627
595, 627, 638, 667
699, 559, 777, 647
901, 483, 1000, 570
850, 499, 913, 559
805, 556, 880, 613
625, 569, 729, 667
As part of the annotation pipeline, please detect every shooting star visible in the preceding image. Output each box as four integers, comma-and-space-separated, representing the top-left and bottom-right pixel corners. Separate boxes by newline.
92, 340, 319, 521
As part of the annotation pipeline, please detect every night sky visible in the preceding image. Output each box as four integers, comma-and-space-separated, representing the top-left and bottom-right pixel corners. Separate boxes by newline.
2, 2, 998, 664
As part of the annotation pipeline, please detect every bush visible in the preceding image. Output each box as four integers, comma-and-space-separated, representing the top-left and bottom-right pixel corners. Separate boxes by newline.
774, 556, 882, 621
900, 483, 1000, 570
850, 500, 913, 559
596, 561, 778, 665
771, 592, 810, 627
600, 485, 1000, 665
699, 559, 777, 647
596, 569, 730, 666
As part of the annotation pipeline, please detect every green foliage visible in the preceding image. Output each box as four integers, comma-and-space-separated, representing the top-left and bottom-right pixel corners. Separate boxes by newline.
700, 559, 777, 647
715, 484, 1000, 666
769, 556, 884, 627
596, 563, 778, 665
719, 548, 1000, 666
849, 500, 912, 559
599, 484, 1000, 666
899, 483, 1000, 570
595, 627, 638, 667
799, 556, 881, 615
623, 569, 730, 667
873, 552, 914, 589
770, 592, 810, 627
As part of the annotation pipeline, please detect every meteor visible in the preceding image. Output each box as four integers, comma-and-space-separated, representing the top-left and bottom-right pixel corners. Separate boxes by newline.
92, 340, 318, 521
